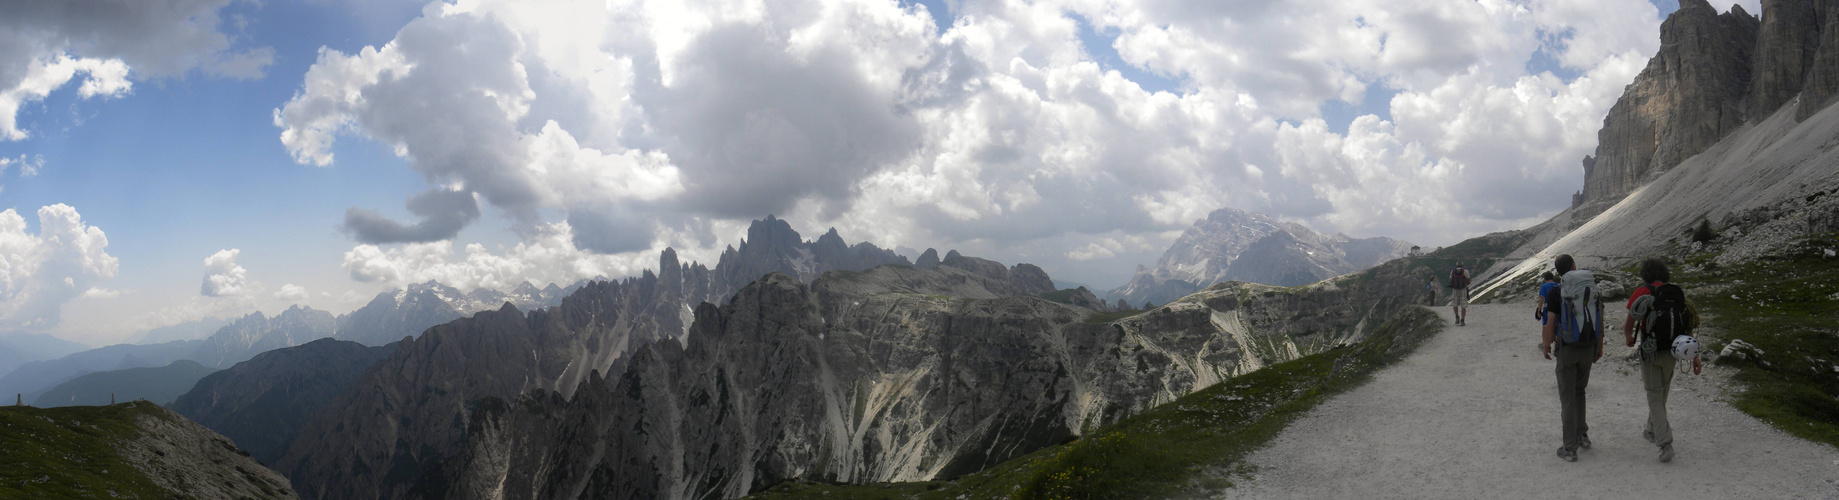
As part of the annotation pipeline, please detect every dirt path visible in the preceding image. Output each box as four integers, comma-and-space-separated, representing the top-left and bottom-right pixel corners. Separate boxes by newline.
1217, 302, 1839, 499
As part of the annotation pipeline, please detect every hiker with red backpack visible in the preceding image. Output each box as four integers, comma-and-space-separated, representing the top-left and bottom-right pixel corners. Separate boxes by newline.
1449, 263, 1471, 325
1541, 254, 1603, 462
1622, 258, 1701, 463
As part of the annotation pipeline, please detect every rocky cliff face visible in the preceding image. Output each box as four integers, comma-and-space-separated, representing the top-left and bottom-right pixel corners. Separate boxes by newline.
1583, 0, 1839, 205
170, 338, 396, 465
1110, 208, 1413, 306
275, 217, 915, 499
378, 254, 1436, 500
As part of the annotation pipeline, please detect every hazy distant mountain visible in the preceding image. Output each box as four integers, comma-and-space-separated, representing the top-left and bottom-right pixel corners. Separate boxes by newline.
335, 279, 584, 347
31, 359, 218, 407
1109, 208, 1414, 306
192, 306, 337, 369
0, 339, 201, 404
0, 332, 89, 378
171, 338, 396, 465
127, 317, 233, 345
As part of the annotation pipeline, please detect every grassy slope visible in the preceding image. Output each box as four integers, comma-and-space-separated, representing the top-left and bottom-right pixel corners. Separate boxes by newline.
1675, 232, 1839, 448
748, 306, 1444, 500
0, 403, 172, 498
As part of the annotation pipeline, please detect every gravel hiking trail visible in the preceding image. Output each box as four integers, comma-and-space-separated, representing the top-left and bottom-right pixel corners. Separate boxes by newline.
1218, 302, 1839, 499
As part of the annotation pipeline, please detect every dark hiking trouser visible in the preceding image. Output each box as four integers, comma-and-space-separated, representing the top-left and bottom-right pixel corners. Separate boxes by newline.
1643, 351, 1677, 447
1554, 342, 1595, 451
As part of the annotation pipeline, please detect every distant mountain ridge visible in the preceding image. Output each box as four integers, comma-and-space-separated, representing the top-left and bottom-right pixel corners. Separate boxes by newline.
31, 360, 218, 407
1109, 208, 1414, 306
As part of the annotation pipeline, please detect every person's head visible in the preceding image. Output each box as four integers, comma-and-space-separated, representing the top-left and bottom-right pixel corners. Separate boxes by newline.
1542, 271, 1555, 282
1553, 254, 1576, 275
1639, 258, 1671, 284
1457, 262, 1465, 269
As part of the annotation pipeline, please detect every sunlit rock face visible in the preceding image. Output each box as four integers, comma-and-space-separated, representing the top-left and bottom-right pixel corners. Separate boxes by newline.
1584, 0, 1839, 206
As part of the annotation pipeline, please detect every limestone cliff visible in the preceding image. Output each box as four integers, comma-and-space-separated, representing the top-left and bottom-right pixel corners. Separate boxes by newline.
1582, 0, 1839, 205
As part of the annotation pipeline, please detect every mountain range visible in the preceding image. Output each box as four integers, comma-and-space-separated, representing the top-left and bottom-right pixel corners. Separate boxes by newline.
1108, 207, 1415, 307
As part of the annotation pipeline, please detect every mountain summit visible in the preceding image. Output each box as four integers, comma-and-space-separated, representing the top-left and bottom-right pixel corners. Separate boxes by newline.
1109, 208, 1413, 306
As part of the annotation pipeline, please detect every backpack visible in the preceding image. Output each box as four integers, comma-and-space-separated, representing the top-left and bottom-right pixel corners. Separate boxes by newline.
1556, 270, 1602, 345
1639, 283, 1694, 358
1449, 269, 1470, 289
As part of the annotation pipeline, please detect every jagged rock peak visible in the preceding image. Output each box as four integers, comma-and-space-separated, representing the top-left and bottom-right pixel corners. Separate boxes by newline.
916, 248, 940, 268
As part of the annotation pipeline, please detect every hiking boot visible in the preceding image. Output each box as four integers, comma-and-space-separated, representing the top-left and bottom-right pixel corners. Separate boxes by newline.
1557, 447, 1577, 462
1579, 432, 1591, 450
1658, 444, 1674, 463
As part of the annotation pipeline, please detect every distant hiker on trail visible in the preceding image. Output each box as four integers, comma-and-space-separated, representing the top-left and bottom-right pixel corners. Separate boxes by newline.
1424, 275, 1438, 306
1622, 258, 1701, 463
1542, 254, 1603, 462
1449, 263, 1471, 325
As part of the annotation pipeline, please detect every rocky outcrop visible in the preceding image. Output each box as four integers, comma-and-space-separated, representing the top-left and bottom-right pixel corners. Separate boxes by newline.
1, 401, 296, 499
915, 247, 941, 269
170, 338, 396, 465
1798, 0, 1839, 119
1583, 0, 1759, 204
1110, 208, 1414, 305
1748, 0, 1820, 118
393, 254, 1442, 500
1581, 0, 1839, 204
275, 217, 932, 500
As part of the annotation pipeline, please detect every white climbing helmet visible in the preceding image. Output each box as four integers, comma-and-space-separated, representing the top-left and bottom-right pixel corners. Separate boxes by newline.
1672, 335, 1701, 360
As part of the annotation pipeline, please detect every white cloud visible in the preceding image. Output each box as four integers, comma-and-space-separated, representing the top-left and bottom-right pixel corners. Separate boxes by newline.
275, 283, 309, 302
0, 0, 275, 141
80, 287, 125, 299
0, 154, 44, 177
0, 204, 119, 329
200, 249, 249, 297
278, 0, 1671, 287
341, 221, 672, 291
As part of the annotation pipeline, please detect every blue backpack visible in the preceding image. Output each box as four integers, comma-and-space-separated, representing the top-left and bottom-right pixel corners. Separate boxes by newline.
1556, 270, 1602, 345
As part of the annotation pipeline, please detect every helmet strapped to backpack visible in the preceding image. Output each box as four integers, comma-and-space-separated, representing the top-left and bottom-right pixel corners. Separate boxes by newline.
1557, 270, 1602, 345
1672, 335, 1701, 360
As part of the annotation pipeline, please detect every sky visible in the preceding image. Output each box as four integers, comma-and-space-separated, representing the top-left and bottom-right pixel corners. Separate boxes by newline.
0, 0, 1759, 345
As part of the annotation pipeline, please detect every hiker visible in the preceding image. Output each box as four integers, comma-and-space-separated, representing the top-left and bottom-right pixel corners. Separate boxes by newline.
1622, 258, 1702, 463
1533, 271, 1557, 324
1425, 275, 1438, 306
1449, 263, 1471, 325
1541, 254, 1603, 462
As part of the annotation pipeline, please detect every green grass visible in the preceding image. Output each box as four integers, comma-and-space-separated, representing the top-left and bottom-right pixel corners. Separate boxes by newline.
748, 306, 1445, 499
0, 402, 173, 499
1676, 232, 1839, 449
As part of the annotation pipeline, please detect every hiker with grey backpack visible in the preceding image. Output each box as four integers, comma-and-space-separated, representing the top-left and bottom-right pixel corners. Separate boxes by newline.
1449, 263, 1471, 326
1541, 254, 1603, 462
1621, 258, 1702, 463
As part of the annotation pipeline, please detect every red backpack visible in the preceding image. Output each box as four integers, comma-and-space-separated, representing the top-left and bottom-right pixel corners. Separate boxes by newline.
1449, 269, 1470, 289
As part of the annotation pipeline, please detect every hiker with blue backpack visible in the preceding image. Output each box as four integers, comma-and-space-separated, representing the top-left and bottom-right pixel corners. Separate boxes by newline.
1622, 258, 1701, 463
1541, 254, 1603, 462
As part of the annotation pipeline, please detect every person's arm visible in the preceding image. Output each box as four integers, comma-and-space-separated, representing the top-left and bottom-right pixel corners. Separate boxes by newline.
1622, 315, 1636, 347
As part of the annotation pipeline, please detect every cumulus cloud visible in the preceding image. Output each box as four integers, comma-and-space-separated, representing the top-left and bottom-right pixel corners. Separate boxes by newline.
200, 249, 248, 297
0, 204, 119, 329
340, 220, 672, 291
0, 0, 274, 140
280, 0, 1672, 287
275, 283, 309, 302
